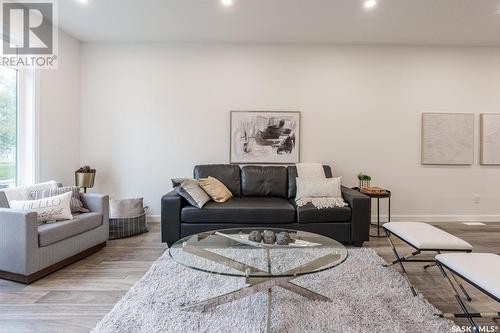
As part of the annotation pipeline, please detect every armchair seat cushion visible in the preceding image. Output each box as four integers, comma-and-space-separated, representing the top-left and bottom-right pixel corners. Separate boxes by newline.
38, 212, 103, 247
181, 197, 295, 224
296, 203, 352, 223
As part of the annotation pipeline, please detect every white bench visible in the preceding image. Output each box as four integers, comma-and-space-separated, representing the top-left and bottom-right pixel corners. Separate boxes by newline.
436, 253, 500, 332
383, 222, 473, 297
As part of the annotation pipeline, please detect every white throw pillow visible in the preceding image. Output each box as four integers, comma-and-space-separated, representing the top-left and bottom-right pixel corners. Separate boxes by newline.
296, 177, 343, 199
295, 177, 347, 209
10, 191, 73, 223
3, 180, 58, 203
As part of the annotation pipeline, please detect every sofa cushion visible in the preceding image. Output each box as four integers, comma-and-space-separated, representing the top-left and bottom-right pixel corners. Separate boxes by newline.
241, 166, 288, 199
296, 202, 351, 223
38, 212, 103, 247
181, 197, 295, 224
194, 164, 241, 197
287, 165, 332, 199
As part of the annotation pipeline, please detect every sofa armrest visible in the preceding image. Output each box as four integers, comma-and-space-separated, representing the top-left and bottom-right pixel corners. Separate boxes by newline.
0, 208, 38, 274
161, 190, 185, 246
80, 193, 109, 234
341, 186, 371, 246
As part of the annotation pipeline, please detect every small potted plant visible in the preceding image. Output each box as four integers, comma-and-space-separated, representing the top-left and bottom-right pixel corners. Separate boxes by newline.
75, 166, 96, 193
357, 173, 371, 190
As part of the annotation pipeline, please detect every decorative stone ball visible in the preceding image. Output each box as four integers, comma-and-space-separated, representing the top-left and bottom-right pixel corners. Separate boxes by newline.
262, 230, 276, 244
248, 231, 262, 243
276, 232, 292, 245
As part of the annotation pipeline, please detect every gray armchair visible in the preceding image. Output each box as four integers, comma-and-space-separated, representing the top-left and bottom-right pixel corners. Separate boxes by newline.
0, 191, 109, 284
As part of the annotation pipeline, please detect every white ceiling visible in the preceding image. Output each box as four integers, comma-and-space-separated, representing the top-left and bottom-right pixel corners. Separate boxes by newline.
59, 0, 500, 45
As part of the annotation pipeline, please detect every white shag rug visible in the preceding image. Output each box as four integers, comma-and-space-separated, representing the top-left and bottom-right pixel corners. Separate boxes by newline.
92, 248, 454, 333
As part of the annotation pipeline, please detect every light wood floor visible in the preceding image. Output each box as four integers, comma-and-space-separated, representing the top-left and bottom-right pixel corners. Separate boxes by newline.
0, 222, 498, 333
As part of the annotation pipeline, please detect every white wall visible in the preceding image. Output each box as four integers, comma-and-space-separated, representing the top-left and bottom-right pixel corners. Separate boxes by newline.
80, 43, 500, 219
37, 30, 81, 185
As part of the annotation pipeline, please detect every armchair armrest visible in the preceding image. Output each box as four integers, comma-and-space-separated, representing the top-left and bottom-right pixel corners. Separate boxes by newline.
0, 191, 9, 208
341, 186, 371, 246
0, 208, 38, 274
80, 193, 109, 214
80, 193, 109, 232
161, 190, 185, 246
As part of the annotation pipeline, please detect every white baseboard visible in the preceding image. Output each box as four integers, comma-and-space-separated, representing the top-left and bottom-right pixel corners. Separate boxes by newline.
371, 215, 500, 223
148, 214, 500, 223
147, 215, 161, 223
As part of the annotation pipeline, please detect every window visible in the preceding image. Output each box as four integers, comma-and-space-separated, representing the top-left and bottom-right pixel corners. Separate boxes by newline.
0, 65, 17, 189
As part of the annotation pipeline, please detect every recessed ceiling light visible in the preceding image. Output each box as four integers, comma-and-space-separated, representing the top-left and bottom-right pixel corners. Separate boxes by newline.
221, 0, 233, 6
76, 0, 88, 4
364, 0, 377, 10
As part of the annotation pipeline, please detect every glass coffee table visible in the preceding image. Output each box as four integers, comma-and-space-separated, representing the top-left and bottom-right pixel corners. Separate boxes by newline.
169, 228, 348, 332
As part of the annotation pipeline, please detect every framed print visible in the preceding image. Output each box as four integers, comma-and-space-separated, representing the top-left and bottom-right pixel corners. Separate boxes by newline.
230, 111, 300, 164
480, 113, 500, 165
421, 113, 474, 165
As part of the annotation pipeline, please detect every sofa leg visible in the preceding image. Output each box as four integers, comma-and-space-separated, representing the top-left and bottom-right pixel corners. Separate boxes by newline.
352, 241, 364, 247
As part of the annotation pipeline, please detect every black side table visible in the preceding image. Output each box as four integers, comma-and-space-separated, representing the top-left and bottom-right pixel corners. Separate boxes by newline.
352, 188, 391, 238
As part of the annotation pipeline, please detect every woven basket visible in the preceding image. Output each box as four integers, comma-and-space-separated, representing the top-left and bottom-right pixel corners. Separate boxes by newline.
109, 208, 148, 240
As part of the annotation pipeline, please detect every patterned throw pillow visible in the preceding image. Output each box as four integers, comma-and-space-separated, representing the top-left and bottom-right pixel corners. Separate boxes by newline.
10, 191, 73, 223
29, 186, 89, 214
171, 178, 211, 209
198, 177, 233, 203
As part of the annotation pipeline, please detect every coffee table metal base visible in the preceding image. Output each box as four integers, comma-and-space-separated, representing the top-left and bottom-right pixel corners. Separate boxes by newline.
181, 245, 338, 332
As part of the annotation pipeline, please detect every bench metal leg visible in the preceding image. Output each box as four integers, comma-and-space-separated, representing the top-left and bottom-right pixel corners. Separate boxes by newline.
437, 263, 479, 333
383, 250, 421, 267
385, 229, 417, 296
426, 262, 472, 301
423, 262, 436, 269
434, 251, 472, 302
449, 272, 473, 302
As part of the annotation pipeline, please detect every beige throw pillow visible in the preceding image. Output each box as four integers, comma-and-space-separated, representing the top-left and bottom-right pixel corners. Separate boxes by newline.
198, 177, 233, 203
110, 197, 145, 218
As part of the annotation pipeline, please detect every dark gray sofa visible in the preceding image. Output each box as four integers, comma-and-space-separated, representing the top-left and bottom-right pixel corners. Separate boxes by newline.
161, 164, 371, 247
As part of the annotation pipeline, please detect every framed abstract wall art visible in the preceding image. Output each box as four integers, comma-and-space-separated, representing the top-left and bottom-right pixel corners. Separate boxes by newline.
230, 111, 300, 164
480, 113, 500, 165
421, 113, 474, 165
